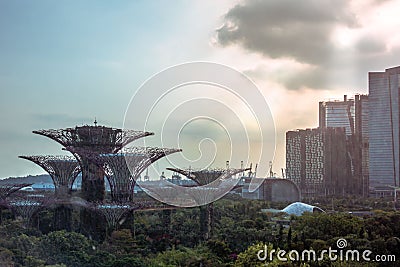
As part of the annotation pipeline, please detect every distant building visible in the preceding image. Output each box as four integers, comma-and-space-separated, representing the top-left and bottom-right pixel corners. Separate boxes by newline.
319, 95, 355, 136
286, 127, 351, 198
240, 177, 300, 202
355, 94, 369, 196
319, 95, 369, 197
369, 66, 400, 193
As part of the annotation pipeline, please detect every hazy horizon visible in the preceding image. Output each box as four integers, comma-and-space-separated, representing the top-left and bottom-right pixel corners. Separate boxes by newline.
1, 0, 400, 179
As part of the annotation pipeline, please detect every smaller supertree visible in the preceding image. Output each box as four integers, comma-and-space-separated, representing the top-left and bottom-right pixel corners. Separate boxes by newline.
93, 200, 172, 235
8, 193, 51, 227
0, 183, 32, 202
18, 155, 81, 197
166, 167, 249, 240
94, 202, 135, 233
0, 183, 32, 224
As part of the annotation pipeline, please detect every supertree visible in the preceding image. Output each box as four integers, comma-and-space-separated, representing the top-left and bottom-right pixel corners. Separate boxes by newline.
8, 193, 51, 227
33, 125, 153, 201
61, 145, 180, 238
93, 202, 134, 234
18, 155, 80, 197
0, 183, 32, 224
18, 155, 82, 231
67, 147, 182, 203
33, 124, 153, 240
0, 183, 32, 202
166, 167, 249, 240
93, 200, 172, 235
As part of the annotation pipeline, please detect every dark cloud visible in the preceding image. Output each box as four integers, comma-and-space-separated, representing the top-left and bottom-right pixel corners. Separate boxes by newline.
216, 0, 398, 91
216, 0, 358, 65
244, 65, 327, 90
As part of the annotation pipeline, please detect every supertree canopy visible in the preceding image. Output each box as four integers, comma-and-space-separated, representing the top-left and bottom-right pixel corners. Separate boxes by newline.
18, 155, 81, 197
8, 193, 51, 227
33, 126, 154, 153
33, 125, 154, 202
166, 167, 249, 186
0, 183, 32, 201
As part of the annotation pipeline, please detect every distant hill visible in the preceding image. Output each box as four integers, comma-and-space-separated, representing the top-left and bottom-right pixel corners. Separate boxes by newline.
0, 174, 82, 185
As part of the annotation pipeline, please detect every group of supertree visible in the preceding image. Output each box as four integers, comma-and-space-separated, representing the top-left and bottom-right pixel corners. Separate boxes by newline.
0, 122, 248, 240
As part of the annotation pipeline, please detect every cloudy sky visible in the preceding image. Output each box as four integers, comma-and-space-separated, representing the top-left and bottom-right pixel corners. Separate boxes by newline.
1, 0, 400, 179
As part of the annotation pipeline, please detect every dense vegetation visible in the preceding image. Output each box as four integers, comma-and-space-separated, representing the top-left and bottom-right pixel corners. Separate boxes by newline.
0, 196, 399, 266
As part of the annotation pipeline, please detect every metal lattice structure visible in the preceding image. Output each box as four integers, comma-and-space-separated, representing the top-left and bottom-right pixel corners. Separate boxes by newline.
33, 126, 154, 153
0, 183, 32, 200
166, 167, 249, 240
94, 202, 134, 230
94, 200, 171, 231
8, 194, 51, 226
166, 167, 250, 186
69, 147, 182, 202
33, 125, 154, 202
18, 155, 81, 197
123, 147, 182, 181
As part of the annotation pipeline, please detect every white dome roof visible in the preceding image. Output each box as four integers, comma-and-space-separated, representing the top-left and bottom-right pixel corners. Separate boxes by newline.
282, 202, 324, 216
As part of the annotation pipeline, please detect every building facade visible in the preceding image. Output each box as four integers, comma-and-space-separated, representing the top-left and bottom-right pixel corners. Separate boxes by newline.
318, 95, 369, 196
355, 95, 369, 196
319, 95, 355, 136
240, 177, 300, 202
286, 128, 351, 198
369, 66, 400, 190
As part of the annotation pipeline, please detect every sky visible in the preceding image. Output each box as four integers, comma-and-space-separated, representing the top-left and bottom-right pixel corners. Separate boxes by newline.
1, 0, 400, 179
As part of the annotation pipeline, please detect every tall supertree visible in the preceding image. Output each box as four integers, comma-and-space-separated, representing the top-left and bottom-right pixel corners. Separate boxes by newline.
18, 155, 81, 197
33, 124, 153, 240
166, 167, 249, 241
33, 125, 153, 201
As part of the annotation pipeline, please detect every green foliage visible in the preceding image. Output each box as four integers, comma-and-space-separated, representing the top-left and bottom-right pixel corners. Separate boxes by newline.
110, 256, 146, 267
234, 243, 268, 267
0, 247, 15, 267
35, 230, 94, 266
147, 246, 222, 267
0, 197, 399, 266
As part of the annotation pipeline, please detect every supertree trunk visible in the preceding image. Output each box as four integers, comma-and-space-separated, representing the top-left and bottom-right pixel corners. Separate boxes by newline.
199, 205, 207, 241
166, 167, 249, 241
80, 206, 106, 241
53, 204, 73, 231
207, 203, 214, 240
199, 203, 214, 241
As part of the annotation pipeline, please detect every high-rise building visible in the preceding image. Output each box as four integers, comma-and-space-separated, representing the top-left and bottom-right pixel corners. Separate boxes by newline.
286, 127, 351, 198
319, 95, 355, 136
369, 66, 400, 191
355, 94, 369, 196
318, 95, 369, 196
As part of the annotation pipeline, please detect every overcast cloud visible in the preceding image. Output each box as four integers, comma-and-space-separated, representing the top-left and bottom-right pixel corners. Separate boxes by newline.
216, 0, 399, 90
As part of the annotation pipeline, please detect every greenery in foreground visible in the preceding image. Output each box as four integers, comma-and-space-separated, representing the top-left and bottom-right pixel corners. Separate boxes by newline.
0, 196, 399, 266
